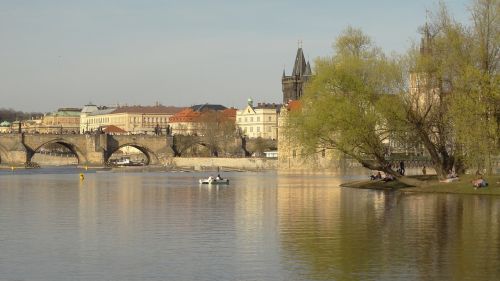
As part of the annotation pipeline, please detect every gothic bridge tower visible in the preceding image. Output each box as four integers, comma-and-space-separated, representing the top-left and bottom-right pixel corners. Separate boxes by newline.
282, 47, 312, 103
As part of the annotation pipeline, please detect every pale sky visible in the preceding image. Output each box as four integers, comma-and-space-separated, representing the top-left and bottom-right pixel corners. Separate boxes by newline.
0, 0, 470, 112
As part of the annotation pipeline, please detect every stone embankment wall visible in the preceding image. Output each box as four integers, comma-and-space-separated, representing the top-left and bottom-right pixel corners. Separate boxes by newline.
169, 157, 277, 171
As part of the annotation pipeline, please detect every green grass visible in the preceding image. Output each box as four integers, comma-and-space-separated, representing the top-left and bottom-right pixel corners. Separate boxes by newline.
341, 174, 500, 195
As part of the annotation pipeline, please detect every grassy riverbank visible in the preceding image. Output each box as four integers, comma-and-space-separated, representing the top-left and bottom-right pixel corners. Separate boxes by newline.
340, 174, 500, 195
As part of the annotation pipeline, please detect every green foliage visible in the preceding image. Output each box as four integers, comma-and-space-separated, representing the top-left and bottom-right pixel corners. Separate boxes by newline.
287, 27, 405, 173
286, 1, 499, 178
412, 0, 500, 173
451, 0, 500, 172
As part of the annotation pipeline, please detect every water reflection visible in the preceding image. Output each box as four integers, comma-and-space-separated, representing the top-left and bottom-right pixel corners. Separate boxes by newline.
0, 169, 499, 280
276, 174, 500, 281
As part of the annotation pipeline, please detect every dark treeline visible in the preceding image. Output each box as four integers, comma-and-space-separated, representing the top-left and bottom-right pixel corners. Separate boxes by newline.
0, 108, 43, 122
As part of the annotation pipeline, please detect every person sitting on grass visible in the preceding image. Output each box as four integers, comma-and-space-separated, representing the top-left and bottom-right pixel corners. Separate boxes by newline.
447, 169, 458, 179
382, 173, 395, 182
472, 178, 488, 189
439, 169, 460, 183
370, 171, 383, 180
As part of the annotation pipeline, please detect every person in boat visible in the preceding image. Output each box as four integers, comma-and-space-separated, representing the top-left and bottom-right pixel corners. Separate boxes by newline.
216, 174, 223, 180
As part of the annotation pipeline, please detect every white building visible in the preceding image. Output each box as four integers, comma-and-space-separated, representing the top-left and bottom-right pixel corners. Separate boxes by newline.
79, 103, 182, 134
236, 99, 280, 139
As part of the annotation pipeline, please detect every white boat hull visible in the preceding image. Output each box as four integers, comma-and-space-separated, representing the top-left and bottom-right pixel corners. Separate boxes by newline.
199, 179, 230, 184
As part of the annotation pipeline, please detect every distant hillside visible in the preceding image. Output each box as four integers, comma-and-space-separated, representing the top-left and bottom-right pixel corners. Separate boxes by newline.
0, 108, 43, 122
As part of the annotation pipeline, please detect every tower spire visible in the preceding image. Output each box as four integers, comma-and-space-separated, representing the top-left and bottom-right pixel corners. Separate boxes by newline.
292, 46, 306, 77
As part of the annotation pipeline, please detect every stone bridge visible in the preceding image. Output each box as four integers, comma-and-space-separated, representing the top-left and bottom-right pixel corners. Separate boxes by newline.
0, 133, 175, 166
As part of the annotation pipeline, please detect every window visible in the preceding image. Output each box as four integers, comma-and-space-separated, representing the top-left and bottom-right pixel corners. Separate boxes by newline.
245, 117, 247, 122
250, 117, 253, 122
292, 150, 296, 158
268, 116, 272, 122
257, 117, 260, 122
250, 127, 253, 132
322, 150, 326, 158
267, 127, 271, 132
257, 127, 260, 132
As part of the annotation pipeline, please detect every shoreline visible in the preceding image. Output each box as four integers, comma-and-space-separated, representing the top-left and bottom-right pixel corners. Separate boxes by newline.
340, 174, 500, 196
0, 164, 273, 173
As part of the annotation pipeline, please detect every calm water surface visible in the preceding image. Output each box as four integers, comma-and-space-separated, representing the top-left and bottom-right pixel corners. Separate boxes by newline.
0, 168, 499, 281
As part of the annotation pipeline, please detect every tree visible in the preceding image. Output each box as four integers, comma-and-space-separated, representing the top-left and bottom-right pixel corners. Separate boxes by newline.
198, 110, 238, 157
402, 0, 499, 177
0, 108, 43, 122
286, 27, 410, 180
450, 0, 499, 174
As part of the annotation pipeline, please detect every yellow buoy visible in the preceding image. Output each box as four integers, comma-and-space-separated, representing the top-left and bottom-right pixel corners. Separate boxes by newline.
11, 166, 15, 171
79, 173, 85, 180
85, 165, 88, 171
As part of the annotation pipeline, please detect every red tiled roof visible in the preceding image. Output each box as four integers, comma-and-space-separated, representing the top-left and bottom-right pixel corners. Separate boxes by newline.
169, 107, 236, 123
169, 108, 201, 123
221, 108, 237, 119
287, 100, 301, 111
101, 125, 127, 133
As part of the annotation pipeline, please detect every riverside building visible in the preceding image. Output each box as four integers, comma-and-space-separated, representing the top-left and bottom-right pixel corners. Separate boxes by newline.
169, 104, 236, 136
236, 98, 279, 139
40, 108, 81, 133
80, 103, 182, 134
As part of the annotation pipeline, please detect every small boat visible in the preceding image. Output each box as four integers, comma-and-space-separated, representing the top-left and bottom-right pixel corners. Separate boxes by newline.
199, 178, 230, 184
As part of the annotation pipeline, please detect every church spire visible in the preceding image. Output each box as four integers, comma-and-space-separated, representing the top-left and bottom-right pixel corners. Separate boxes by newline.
420, 22, 432, 55
304, 62, 312, 76
292, 47, 307, 77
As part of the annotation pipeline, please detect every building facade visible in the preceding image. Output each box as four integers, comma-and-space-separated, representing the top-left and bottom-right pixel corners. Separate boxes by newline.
40, 108, 81, 133
169, 104, 236, 136
80, 104, 182, 134
282, 47, 312, 103
236, 99, 279, 139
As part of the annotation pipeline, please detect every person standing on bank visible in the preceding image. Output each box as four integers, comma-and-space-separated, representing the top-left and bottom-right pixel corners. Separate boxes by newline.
399, 161, 405, 176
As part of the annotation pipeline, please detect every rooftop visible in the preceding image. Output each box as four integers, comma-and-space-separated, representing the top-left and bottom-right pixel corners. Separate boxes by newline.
100, 125, 127, 134
112, 105, 183, 115
190, 104, 227, 112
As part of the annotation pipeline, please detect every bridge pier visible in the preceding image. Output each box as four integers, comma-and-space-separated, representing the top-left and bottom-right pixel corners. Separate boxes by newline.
0, 134, 29, 166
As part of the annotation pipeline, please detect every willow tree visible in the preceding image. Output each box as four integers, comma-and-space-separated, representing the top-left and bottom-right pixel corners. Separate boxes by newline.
402, 0, 499, 177
449, 0, 499, 174
287, 27, 409, 179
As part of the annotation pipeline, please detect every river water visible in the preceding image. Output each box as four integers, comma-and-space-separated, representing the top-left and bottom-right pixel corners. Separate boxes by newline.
0, 168, 499, 281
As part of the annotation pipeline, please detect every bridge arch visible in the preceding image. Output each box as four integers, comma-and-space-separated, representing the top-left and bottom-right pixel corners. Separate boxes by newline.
172, 135, 217, 157
105, 143, 159, 165
28, 138, 87, 165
